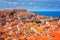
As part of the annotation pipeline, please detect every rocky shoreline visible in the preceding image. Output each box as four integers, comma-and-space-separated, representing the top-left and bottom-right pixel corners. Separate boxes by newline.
0, 8, 60, 40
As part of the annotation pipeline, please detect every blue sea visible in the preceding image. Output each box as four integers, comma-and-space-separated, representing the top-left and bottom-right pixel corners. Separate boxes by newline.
31, 11, 60, 18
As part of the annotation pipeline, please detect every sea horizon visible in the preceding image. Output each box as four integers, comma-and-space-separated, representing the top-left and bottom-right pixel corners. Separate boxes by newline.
31, 11, 60, 18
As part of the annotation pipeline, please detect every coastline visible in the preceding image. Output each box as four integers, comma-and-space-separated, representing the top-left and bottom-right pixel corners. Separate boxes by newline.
0, 8, 60, 40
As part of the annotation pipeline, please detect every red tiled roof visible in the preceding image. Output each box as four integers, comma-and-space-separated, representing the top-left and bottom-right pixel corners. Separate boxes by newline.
3, 10, 12, 13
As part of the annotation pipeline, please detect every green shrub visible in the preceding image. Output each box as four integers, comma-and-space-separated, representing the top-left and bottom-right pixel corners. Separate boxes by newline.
9, 12, 14, 16
9, 12, 14, 18
1, 14, 6, 18
31, 20, 41, 24
21, 17, 26, 20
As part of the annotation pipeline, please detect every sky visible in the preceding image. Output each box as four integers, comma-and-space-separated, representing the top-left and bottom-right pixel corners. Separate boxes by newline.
0, 0, 60, 11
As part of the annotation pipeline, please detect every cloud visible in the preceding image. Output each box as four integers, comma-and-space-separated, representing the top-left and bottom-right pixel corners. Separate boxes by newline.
8, 2, 18, 6
29, 2, 33, 5
9, 2, 17, 5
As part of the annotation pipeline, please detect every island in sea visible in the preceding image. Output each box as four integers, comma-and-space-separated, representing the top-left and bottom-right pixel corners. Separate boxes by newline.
0, 8, 60, 40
